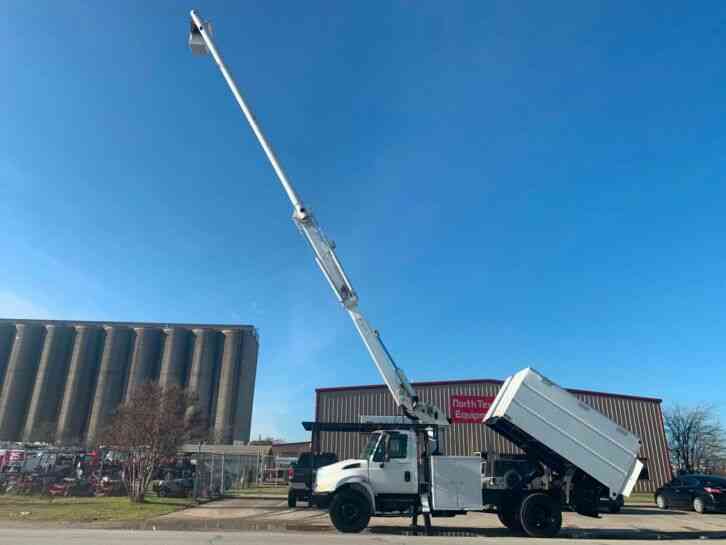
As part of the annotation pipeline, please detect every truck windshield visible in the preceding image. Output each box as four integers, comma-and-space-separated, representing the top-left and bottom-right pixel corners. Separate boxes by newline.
360, 433, 381, 459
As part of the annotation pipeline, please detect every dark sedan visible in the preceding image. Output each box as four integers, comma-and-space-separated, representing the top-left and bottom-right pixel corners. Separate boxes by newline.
655, 475, 726, 513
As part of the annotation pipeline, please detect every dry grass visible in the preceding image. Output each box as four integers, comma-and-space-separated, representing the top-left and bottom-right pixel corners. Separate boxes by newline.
625, 492, 654, 505
0, 494, 191, 522
227, 486, 288, 496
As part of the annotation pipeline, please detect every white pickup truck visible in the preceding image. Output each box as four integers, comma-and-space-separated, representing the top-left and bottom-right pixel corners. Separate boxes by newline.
312, 368, 644, 537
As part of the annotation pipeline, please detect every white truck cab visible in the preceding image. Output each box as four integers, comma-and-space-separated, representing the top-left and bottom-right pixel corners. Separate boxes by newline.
315, 429, 419, 524
313, 427, 483, 533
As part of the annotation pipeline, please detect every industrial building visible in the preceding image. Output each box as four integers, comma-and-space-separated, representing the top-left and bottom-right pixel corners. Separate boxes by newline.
0, 319, 258, 445
315, 378, 671, 493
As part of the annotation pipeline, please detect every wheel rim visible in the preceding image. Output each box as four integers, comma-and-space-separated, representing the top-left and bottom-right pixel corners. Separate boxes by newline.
657, 496, 665, 508
694, 499, 703, 511
340, 502, 360, 523
527, 504, 555, 530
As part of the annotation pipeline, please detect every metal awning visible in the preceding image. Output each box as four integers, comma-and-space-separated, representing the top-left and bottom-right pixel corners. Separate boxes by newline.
302, 421, 431, 433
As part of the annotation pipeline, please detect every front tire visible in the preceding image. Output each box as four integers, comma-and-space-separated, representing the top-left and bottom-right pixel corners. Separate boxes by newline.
693, 497, 706, 514
329, 490, 371, 533
519, 493, 562, 538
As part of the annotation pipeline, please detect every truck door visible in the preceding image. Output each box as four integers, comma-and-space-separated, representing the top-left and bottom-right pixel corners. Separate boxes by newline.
367, 431, 418, 495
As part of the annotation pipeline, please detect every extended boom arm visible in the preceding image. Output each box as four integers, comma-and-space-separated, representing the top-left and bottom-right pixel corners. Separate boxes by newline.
189, 10, 449, 427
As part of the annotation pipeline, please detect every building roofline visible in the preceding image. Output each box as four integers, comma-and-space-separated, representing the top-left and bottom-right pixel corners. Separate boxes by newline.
316, 378, 662, 403
273, 441, 311, 447
0, 318, 257, 333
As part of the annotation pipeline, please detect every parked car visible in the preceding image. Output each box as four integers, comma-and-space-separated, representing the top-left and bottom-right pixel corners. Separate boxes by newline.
655, 475, 726, 513
48, 478, 95, 497
155, 477, 194, 498
287, 452, 337, 508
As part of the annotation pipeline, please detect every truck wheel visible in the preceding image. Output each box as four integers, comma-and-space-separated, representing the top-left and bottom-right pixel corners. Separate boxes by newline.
329, 490, 371, 533
519, 493, 562, 538
497, 500, 522, 533
287, 489, 297, 508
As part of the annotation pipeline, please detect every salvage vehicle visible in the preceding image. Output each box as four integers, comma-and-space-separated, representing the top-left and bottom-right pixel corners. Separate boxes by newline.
186, 10, 643, 537
154, 477, 194, 498
48, 478, 95, 497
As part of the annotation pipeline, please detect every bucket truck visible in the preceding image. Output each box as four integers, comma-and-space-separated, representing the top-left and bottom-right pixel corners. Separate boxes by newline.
186, 11, 644, 537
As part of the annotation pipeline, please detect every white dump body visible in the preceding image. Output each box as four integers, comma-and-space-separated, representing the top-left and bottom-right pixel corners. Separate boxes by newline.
430, 456, 483, 511
484, 368, 643, 498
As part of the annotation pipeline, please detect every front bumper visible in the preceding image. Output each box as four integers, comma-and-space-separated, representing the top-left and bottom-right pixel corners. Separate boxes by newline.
704, 495, 726, 512
311, 492, 332, 509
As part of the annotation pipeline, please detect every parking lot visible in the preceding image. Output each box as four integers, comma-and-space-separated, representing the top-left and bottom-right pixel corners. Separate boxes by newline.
150, 497, 726, 539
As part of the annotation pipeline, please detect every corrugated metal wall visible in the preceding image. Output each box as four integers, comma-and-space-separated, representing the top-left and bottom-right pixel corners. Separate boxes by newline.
316, 380, 671, 493
0, 319, 258, 446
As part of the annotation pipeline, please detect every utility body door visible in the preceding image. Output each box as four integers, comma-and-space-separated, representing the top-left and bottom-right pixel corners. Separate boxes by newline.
367, 431, 418, 495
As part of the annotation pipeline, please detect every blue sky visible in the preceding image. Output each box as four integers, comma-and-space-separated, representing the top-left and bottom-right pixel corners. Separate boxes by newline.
2, 1, 725, 441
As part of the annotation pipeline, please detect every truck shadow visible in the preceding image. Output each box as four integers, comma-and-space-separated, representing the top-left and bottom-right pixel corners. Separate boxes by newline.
615, 507, 690, 516
367, 526, 726, 540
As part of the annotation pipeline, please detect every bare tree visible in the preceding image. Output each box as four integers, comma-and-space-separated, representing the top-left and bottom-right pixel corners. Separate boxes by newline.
102, 383, 206, 503
664, 404, 725, 474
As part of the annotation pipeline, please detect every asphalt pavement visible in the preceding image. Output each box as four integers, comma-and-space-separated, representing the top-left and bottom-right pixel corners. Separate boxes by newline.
0, 529, 723, 545
149, 497, 726, 539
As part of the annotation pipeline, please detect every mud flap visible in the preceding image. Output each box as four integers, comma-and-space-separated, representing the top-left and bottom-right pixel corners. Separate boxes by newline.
566, 469, 602, 518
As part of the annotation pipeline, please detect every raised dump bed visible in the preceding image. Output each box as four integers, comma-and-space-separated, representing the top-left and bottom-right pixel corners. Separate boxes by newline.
484, 367, 643, 499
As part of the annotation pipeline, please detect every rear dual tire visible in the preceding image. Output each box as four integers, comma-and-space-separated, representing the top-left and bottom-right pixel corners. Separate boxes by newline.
497, 505, 522, 532
519, 493, 563, 538
498, 493, 562, 538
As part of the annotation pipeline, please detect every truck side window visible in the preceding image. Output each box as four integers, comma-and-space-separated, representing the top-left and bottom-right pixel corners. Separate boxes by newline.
388, 434, 408, 459
373, 441, 386, 462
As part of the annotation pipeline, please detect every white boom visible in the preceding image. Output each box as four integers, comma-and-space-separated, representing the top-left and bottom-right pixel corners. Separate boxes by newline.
188, 10, 449, 427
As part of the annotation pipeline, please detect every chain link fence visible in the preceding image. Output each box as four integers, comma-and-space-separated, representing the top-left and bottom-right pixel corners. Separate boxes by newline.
192, 453, 295, 499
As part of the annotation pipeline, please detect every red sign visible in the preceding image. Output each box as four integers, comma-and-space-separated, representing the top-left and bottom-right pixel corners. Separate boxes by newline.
450, 395, 494, 424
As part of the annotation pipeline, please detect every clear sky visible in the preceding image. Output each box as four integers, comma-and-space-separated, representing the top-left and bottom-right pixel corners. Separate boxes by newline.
2, 2, 725, 441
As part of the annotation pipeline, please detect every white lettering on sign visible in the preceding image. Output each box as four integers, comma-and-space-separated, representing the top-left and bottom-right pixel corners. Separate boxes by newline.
449, 395, 494, 423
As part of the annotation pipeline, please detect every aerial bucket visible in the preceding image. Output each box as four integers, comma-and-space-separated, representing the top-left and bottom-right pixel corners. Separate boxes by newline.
189, 19, 212, 55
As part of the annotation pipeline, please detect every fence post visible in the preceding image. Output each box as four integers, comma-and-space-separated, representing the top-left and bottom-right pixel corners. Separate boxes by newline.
220, 453, 225, 496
